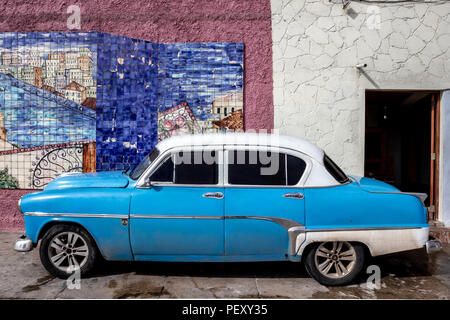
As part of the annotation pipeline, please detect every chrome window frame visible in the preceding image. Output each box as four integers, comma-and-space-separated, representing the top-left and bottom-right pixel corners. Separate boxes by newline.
136, 145, 224, 189
223, 145, 312, 189
136, 144, 313, 189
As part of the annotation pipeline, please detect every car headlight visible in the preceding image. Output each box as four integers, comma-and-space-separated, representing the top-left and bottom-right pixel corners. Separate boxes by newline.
18, 198, 22, 214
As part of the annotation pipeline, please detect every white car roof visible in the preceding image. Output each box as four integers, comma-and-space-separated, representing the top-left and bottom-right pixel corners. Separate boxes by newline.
156, 133, 325, 163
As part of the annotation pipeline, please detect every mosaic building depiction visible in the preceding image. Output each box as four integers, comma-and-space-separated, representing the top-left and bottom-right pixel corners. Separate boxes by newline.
157, 102, 202, 142
0, 32, 244, 189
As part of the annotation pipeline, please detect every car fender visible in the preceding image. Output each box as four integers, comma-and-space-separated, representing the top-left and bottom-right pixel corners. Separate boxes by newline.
295, 227, 429, 257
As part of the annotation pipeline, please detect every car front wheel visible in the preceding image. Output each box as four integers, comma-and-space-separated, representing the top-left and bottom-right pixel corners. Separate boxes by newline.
304, 241, 365, 286
39, 224, 98, 279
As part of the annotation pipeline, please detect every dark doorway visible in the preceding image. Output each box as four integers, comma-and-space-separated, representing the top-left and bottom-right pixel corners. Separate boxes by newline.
365, 91, 440, 216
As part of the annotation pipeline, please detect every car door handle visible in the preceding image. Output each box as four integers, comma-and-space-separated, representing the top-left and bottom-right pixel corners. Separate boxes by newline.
283, 192, 304, 200
203, 192, 224, 199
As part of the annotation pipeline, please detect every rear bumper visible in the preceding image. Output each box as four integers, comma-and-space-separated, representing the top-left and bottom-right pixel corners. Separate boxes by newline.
13, 235, 34, 252
425, 237, 442, 254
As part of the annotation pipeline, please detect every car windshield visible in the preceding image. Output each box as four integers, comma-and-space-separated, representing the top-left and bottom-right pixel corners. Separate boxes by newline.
129, 148, 160, 180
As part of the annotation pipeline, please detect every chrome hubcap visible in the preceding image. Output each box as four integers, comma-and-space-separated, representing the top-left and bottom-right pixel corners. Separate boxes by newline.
48, 232, 89, 272
314, 241, 356, 279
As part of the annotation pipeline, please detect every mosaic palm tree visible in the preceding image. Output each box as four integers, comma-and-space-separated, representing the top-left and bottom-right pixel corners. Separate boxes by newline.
0, 167, 19, 188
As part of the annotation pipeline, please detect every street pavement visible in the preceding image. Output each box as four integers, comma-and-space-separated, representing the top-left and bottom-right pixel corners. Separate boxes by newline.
0, 231, 448, 299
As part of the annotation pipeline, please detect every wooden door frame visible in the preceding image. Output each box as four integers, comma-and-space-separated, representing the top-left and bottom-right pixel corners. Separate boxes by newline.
429, 92, 440, 222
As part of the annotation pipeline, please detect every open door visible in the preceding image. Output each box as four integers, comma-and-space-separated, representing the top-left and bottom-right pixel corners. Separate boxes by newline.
365, 90, 440, 222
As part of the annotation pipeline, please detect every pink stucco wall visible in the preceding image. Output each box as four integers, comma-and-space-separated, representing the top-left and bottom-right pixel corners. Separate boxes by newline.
0, 0, 273, 130
0, 190, 33, 230
0, 0, 274, 230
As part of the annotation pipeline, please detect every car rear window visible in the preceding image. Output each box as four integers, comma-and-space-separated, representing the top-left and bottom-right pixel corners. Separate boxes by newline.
323, 154, 349, 184
227, 151, 306, 186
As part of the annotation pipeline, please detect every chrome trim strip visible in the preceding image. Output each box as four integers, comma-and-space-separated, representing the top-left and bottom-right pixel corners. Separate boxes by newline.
302, 180, 352, 189
306, 226, 422, 232
288, 226, 305, 256
128, 214, 421, 233
139, 183, 221, 189
131, 214, 304, 229
139, 183, 352, 189
225, 215, 304, 230
223, 184, 308, 189
24, 212, 128, 219
220, 181, 352, 189
351, 176, 428, 205
370, 191, 428, 205
131, 214, 222, 220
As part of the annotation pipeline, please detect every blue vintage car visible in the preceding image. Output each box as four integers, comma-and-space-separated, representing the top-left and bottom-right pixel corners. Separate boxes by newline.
14, 133, 442, 286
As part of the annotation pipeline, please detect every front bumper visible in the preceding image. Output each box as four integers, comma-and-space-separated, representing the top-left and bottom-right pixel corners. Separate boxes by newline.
425, 237, 442, 254
14, 235, 34, 252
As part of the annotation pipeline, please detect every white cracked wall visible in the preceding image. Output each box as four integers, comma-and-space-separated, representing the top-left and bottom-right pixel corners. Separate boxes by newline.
271, 0, 450, 175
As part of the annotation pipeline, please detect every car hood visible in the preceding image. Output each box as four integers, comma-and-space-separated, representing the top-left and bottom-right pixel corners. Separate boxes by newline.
45, 171, 130, 191
349, 175, 400, 192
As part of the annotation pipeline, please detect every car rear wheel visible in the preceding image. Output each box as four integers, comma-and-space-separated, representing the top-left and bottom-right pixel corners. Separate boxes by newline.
304, 241, 365, 286
39, 224, 98, 279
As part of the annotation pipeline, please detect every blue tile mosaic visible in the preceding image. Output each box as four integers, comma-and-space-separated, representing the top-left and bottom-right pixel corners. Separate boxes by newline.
0, 31, 244, 188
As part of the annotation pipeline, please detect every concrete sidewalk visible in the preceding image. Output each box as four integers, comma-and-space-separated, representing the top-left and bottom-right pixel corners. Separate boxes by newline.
0, 231, 448, 299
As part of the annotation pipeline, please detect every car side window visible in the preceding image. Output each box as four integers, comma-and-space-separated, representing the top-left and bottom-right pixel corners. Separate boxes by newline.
174, 151, 218, 185
227, 150, 306, 186
287, 154, 307, 185
228, 151, 285, 185
150, 151, 219, 185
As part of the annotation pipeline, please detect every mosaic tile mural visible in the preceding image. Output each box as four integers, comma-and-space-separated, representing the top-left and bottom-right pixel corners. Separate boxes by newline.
0, 32, 97, 189
95, 37, 244, 171
0, 31, 244, 188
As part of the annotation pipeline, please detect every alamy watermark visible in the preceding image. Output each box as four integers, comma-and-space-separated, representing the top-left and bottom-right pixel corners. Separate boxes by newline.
361, 265, 382, 290
66, 265, 81, 290
170, 130, 283, 176
366, 5, 381, 30
67, 5, 81, 30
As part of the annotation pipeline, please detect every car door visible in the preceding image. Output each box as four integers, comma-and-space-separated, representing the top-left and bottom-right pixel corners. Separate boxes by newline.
130, 147, 225, 259
224, 146, 308, 258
